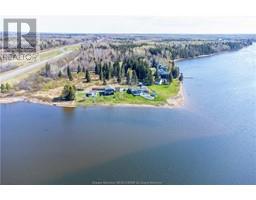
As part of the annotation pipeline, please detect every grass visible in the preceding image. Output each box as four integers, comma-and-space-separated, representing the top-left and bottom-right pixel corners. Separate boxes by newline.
75, 79, 180, 107
39, 49, 62, 60
64, 45, 80, 52
42, 78, 69, 91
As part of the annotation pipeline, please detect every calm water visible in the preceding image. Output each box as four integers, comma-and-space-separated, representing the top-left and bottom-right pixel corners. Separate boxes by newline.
1, 44, 256, 184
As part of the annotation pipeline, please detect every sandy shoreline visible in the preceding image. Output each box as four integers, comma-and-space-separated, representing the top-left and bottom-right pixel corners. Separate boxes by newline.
0, 84, 184, 109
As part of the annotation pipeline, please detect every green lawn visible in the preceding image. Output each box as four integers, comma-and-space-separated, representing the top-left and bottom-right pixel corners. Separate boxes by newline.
75, 79, 180, 107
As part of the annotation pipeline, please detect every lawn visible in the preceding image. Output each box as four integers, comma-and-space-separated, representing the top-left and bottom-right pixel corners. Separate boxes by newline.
75, 79, 180, 107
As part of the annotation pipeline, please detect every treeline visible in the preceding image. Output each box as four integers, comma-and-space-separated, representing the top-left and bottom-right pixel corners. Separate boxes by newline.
148, 40, 252, 59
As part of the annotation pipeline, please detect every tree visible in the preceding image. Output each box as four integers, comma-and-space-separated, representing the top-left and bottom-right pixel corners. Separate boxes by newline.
61, 84, 76, 101
99, 65, 103, 80
1, 84, 5, 93
132, 70, 138, 85
117, 74, 122, 84
5, 83, 10, 91
152, 58, 157, 68
95, 63, 100, 75
168, 71, 173, 83
45, 63, 51, 77
154, 68, 160, 81
58, 71, 62, 78
144, 69, 153, 86
85, 69, 91, 82
103, 77, 107, 85
172, 66, 179, 79
126, 68, 133, 85
113, 61, 119, 77
117, 64, 122, 83
77, 65, 81, 73
179, 73, 183, 82
67, 66, 73, 81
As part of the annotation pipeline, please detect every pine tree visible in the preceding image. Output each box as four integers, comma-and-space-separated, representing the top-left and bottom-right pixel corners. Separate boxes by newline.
103, 77, 107, 85
85, 69, 91, 82
1, 84, 5, 93
154, 68, 160, 81
67, 66, 73, 81
144, 69, 153, 86
126, 68, 133, 85
58, 71, 62, 78
179, 73, 183, 82
99, 65, 103, 81
45, 63, 51, 77
172, 66, 179, 79
132, 70, 138, 85
168, 71, 173, 83
95, 63, 99, 75
61, 84, 76, 100
5, 83, 10, 91
77, 65, 81, 73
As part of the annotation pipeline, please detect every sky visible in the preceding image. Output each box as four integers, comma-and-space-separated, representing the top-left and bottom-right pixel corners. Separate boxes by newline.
1, 16, 256, 34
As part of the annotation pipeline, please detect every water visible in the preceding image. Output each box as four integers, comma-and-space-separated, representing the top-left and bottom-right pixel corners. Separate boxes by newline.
1, 44, 256, 184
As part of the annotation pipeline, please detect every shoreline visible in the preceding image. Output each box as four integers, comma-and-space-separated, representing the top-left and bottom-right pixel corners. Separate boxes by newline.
174, 45, 253, 63
0, 84, 185, 109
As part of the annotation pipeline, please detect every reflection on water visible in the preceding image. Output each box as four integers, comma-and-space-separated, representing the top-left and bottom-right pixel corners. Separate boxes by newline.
1, 44, 256, 184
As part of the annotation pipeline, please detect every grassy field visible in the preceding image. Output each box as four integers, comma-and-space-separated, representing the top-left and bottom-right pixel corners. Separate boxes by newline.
39, 49, 62, 60
64, 45, 80, 52
75, 79, 180, 106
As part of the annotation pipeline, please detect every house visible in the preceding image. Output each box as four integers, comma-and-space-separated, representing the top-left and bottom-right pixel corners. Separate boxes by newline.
100, 85, 115, 96
85, 91, 97, 97
155, 79, 163, 85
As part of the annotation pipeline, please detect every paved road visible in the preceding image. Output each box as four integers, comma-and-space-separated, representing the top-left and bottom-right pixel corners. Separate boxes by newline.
0, 44, 80, 83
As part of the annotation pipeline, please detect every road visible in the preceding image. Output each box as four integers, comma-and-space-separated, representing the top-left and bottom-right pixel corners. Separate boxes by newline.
0, 44, 80, 83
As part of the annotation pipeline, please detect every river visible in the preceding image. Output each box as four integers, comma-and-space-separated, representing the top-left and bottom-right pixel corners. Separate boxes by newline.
1, 44, 256, 184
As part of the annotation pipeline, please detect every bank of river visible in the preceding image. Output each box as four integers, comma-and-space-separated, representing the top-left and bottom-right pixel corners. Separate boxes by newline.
1, 44, 255, 184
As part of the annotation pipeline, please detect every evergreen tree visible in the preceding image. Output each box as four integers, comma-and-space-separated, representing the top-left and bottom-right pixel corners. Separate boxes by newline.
85, 69, 91, 82
77, 65, 81, 73
67, 66, 73, 81
58, 71, 62, 78
117, 74, 122, 84
132, 70, 138, 85
154, 68, 160, 81
113, 61, 119, 77
103, 77, 107, 85
179, 73, 183, 82
45, 63, 51, 77
172, 66, 179, 79
108, 62, 113, 79
5, 83, 10, 91
144, 69, 153, 86
1, 84, 5, 93
99, 65, 103, 81
61, 84, 76, 100
168, 71, 173, 83
95, 63, 99, 75
126, 68, 133, 85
